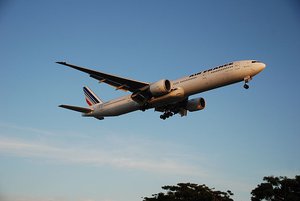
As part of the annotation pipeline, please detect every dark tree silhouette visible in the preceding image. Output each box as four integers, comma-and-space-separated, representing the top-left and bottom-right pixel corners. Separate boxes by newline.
251, 175, 300, 201
143, 183, 234, 201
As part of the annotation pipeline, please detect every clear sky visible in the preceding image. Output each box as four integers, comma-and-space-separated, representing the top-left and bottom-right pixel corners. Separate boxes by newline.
0, 1, 299, 201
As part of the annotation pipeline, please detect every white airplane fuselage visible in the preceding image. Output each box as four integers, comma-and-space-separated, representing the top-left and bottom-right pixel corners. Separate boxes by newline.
83, 60, 266, 119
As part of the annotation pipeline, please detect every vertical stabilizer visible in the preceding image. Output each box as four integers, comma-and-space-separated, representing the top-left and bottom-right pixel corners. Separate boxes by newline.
83, 86, 103, 107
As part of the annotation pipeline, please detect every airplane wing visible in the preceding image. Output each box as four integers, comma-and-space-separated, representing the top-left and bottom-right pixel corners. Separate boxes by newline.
56, 62, 149, 92
154, 99, 188, 117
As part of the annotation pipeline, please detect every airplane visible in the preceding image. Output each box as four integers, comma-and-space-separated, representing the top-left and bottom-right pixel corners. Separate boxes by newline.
57, 60, 266, 120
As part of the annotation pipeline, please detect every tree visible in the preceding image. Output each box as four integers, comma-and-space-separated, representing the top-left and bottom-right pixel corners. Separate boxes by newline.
143, 183, 234, 201
251, 175, 300, 201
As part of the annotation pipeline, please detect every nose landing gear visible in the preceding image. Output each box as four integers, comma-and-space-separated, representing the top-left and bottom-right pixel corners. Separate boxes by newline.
243, 76, 252, 89
244, 83, 249, 89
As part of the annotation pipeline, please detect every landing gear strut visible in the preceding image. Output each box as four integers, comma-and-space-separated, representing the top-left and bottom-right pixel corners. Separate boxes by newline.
243, 76, 252, 89
160, 111, 174, 120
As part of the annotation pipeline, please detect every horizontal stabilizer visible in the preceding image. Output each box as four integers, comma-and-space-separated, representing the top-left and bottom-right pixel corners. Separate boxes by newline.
59, 105, 93, 113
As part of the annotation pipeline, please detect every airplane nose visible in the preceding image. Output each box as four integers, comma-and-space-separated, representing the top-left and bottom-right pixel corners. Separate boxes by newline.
258, 62, 266, 72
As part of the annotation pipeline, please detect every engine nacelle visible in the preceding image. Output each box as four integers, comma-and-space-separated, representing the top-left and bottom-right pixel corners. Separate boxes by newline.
149, 79, 171, 97
186, 97, 206, 112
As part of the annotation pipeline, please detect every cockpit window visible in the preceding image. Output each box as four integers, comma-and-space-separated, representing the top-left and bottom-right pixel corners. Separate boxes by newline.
252, 60, 261, 63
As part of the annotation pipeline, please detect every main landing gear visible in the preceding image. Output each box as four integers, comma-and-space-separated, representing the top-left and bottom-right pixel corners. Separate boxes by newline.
160, 111, 174, 120
243, 76, 252, 89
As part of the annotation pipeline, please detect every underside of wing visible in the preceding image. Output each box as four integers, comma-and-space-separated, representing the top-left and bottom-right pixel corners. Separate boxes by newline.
155, 97, 206, 119
154, 101, 186, 115
56, 62, 149, 92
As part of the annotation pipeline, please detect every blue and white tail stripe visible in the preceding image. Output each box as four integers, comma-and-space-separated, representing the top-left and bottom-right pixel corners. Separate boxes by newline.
83, 86, 103, 106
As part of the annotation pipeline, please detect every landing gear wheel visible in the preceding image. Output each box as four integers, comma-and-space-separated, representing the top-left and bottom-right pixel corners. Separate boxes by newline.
160, 115, 166, 120
160, 111, 174, 120
244, 84, 249, 89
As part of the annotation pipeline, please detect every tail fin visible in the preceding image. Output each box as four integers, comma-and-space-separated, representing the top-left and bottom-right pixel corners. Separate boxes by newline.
83, 86, 103, 107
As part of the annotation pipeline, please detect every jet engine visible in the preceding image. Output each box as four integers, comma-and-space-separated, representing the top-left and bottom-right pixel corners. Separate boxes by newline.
186, 97, 206, 112
149, 79, 171, 97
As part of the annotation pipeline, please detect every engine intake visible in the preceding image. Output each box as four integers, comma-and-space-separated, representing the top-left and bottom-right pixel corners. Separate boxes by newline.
186, 97, 206, 112
149, 79, 171, 97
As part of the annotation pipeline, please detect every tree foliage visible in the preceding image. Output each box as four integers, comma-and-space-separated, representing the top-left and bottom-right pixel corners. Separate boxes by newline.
143, 183, 234, 201
251, 175, 300, 201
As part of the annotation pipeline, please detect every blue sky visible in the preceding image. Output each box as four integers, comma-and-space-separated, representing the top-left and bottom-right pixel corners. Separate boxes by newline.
0, 1, 299, 201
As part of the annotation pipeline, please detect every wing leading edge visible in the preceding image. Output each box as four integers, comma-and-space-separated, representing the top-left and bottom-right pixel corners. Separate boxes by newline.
56, 62, 149, 92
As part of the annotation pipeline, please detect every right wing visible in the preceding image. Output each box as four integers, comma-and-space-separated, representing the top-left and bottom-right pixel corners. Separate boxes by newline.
56, 62, 149, 92
154, 99, 188, 117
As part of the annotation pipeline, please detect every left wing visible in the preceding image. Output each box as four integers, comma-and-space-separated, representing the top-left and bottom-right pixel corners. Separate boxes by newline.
56, 62, 149, 92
